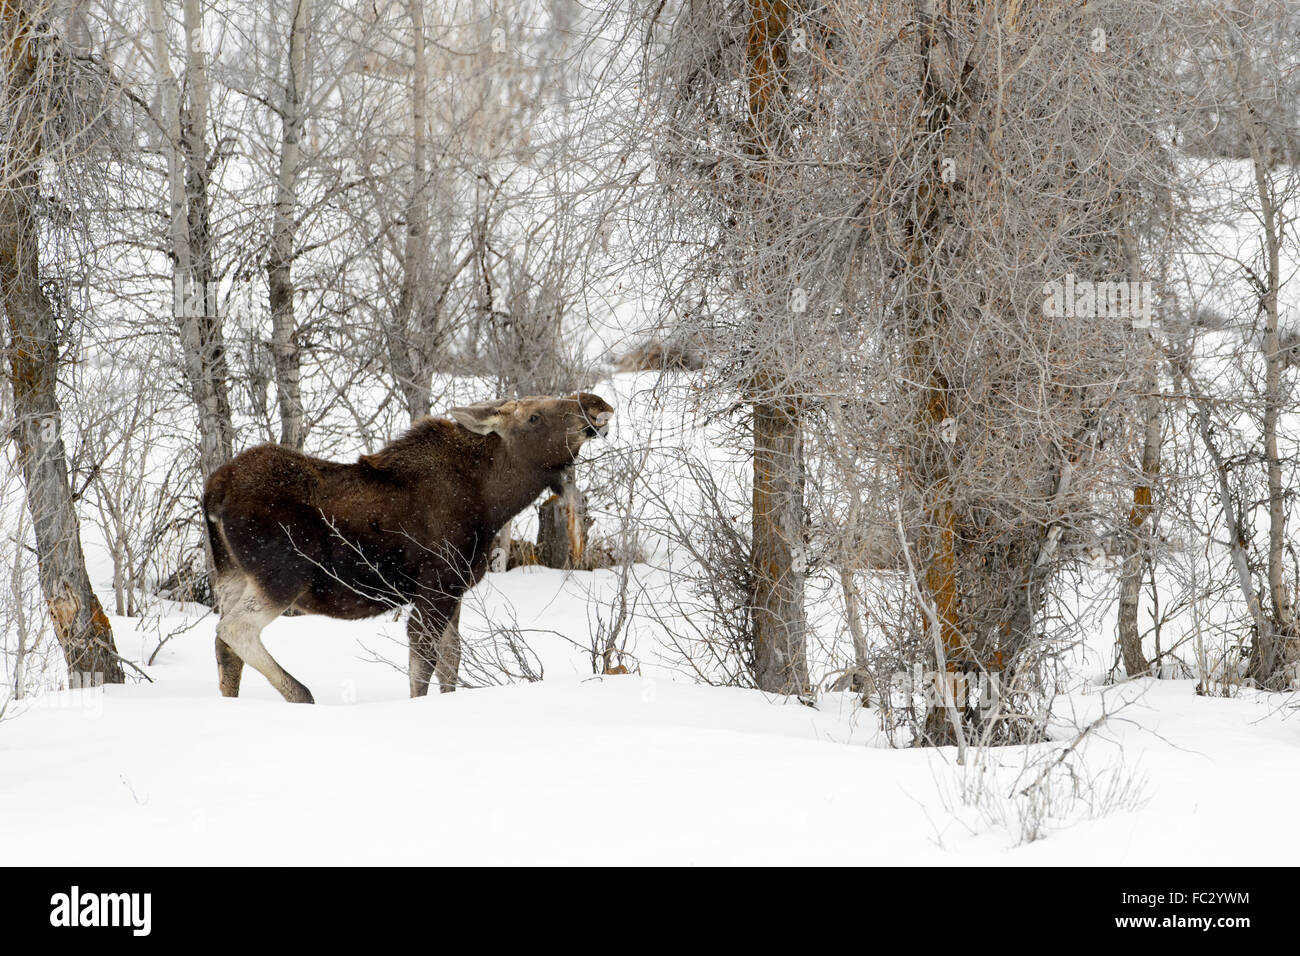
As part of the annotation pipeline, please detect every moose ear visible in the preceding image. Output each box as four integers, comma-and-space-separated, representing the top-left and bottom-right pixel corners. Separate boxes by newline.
449, 401, 508, 436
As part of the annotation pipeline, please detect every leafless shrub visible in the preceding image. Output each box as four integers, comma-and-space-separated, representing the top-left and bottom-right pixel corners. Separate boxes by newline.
942, 725, 1149, 847
637, 449, 756, 688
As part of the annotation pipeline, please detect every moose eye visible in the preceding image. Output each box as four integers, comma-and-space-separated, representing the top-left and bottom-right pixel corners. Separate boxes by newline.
529, 414, 540, 424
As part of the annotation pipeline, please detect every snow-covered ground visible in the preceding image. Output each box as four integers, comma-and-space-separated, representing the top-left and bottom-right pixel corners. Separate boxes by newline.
2, 584, 1297, 865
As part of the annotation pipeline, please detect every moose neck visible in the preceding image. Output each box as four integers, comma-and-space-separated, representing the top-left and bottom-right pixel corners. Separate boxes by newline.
478, 436, 565, 534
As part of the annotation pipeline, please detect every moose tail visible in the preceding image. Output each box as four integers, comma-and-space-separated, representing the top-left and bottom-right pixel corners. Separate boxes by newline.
202, 487, 236, 578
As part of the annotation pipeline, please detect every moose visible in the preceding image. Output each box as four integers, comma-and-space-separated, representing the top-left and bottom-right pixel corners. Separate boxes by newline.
202, 393, 614, 702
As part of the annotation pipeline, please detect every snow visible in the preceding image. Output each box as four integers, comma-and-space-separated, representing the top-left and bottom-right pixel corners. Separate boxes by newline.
2, 595, 1298, 865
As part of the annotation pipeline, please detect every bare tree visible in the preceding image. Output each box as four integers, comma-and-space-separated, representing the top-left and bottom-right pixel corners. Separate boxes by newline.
145, 0, 234, 483
265, 0, 313, 449
1171, 0, 1300, 688
1116, 211, 1171, 678
1, 0, 122, 682
644, 0, 1180, 732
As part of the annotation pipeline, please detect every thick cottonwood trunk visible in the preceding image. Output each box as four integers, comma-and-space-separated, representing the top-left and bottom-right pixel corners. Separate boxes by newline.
909, 0, 968, 744
751, 400, 810, 694
1, 1, 123, 683
743, 2, 809, 696
266, 0, 311, 450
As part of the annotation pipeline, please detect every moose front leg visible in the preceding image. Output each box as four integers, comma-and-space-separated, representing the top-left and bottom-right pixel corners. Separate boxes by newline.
435, 603, 461, 694
408, 600, 461, 697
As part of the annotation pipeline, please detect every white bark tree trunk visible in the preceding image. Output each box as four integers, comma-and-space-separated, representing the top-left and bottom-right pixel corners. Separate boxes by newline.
267, 0, 312, 450
389, 0, 433, 420
148, 0, 234, 484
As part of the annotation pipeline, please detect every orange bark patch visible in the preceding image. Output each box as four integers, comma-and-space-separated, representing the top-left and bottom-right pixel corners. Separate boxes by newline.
1128, 484, 1152, 528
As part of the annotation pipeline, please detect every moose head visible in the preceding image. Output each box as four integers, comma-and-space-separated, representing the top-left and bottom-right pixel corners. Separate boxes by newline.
448, 392, 614, 494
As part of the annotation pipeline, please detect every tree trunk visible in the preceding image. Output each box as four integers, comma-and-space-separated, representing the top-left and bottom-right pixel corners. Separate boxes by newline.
389, 0, 432, 421
743, 1, 809, 696
537, 488, 588, 569
112, 535, 126, 617
267, 0, 312, 450
1118, 293, 1163, 678
1116, 541, 1150, 677
10, 508, 30, 699
489, 518, 511, 573
1, 0, 123, 684
1173, 357, 1277, 668
909, 0, 966, 741
751, 400, 809, 694
149, 0, 234, 484
1248, 130, 1298, 684
837, 565, 870, 694
182, 0, 234, 480
1212, 9, 1300, 687
908, 27, 956, 634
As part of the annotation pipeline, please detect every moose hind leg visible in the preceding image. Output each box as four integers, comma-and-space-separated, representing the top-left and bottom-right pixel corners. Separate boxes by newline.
216, 636, 244, 697
216, 586, 313, 704
213, 574, 249, 698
